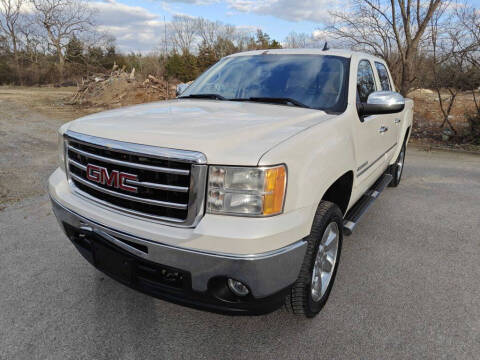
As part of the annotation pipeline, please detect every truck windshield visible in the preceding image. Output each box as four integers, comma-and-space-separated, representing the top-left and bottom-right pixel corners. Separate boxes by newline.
181, 54, 350, 113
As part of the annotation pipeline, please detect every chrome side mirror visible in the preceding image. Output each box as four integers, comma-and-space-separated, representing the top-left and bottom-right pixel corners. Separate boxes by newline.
176, 83, 190, 97
360, 91, 405, 116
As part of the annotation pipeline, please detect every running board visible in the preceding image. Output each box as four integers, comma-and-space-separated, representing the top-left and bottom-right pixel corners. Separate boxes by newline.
343, 173, 393, 236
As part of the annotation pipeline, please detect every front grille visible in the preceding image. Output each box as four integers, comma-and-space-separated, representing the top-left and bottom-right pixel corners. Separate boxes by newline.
65, 132, 207, 226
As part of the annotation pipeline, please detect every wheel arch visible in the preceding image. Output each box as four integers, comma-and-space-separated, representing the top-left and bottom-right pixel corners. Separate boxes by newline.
390, 126, 412, 165
404, 126, 411, 144
320, 171, 354, 215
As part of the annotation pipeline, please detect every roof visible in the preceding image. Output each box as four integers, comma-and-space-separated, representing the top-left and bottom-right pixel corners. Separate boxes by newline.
227, 48, 385, 62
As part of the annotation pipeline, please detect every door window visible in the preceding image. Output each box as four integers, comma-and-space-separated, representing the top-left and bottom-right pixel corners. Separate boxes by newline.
375, 62, 392, 91
357, 60, 376, 103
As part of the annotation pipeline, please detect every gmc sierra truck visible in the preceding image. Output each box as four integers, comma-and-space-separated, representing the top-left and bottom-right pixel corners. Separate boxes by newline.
49, 49, 413, 317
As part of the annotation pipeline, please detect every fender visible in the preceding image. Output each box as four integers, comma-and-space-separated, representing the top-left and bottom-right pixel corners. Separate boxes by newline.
259, 111, 356, 234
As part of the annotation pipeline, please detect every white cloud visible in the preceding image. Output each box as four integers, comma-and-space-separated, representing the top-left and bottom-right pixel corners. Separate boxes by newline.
158, 0, 340, 23
90, 0, 166, 53
227, 0, 338, 23
162, 0, 219, 4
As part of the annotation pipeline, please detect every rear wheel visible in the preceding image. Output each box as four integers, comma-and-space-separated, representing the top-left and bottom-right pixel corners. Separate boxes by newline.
388, 142, 406, 187
285, 201, 343, 318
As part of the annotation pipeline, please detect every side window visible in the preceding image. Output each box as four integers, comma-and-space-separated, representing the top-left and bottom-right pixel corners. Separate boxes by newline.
375, 62, 392, 91
357, 60, 376, 103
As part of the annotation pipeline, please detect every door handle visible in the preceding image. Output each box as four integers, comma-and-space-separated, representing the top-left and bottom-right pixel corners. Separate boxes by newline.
379, 126, 389, 133
394, 118, 401, 124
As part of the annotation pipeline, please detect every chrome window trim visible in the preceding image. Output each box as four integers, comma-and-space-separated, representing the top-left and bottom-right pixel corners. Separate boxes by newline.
64, 130, 208, 228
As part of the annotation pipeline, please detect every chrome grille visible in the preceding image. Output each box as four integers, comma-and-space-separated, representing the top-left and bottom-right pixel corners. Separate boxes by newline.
64, 131, 207, 227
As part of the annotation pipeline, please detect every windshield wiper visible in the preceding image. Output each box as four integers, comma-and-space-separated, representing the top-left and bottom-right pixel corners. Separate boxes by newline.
233, 97, 311, 109
179, 93, 227, 100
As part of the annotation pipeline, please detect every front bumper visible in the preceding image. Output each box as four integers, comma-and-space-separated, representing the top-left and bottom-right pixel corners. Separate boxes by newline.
51, 198, 307, 315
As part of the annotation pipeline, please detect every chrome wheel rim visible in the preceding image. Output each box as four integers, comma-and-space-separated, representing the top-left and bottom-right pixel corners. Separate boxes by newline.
311, 222, 340, 302
397, 147, 405, 180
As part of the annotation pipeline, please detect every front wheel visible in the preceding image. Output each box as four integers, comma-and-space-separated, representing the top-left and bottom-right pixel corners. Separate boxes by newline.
388, 142, 406, 187
285, 201, 343, 318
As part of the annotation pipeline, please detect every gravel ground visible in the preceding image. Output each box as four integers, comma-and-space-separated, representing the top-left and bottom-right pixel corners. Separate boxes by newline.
1, 93, 480, 359
0, 87, 88, 209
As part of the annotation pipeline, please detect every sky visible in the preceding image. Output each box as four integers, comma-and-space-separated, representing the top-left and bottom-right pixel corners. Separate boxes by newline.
91, 0, 480, 53
91, 0, 338, 53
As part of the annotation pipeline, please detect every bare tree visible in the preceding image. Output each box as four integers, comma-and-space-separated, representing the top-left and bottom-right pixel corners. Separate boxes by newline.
284, 31, 309, 48
196, 18, 220, 49
429, 2, 480, 135
327, 0, 443, 95
454, 4, 480, 142
31, 0, 94, 78
0, 0, 25, 79
18, 13, 44, 64
170, 15, 197, 55
454, 4, 480, 69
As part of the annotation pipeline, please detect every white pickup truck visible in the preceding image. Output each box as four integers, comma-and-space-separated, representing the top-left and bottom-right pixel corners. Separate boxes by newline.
49, 49, 413, 317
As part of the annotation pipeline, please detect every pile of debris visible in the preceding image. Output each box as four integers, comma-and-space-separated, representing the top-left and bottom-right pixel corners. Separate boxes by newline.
68, 64, 178, 108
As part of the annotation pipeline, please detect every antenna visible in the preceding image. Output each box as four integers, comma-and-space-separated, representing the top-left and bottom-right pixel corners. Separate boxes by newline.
323, 42, 330, 51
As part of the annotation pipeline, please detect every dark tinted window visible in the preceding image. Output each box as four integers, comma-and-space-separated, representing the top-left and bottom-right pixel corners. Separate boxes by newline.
375, 62, 392, 91
357, 60, 376, 103
183, 55, 350, 113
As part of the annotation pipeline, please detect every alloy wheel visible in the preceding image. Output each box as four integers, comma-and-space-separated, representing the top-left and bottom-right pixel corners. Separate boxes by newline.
311, 222, 340, 302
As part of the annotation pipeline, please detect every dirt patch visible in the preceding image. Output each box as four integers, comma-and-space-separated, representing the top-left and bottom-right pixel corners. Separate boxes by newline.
0, 86, 92, 210
0, 86, 93, 121
409, 89, 478, 140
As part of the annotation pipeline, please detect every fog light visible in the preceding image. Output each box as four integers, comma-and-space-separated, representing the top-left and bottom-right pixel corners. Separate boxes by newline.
227, 278, 250, 296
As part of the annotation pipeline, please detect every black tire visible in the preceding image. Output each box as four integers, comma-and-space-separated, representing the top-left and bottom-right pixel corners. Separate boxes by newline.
285, 201, 343, 318
388, 141, 406, 187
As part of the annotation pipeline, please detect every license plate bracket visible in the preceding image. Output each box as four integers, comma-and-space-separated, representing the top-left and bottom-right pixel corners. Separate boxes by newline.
93, 240, 134, 284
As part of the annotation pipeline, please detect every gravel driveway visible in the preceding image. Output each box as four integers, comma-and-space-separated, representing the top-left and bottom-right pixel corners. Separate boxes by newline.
1, 94, 480, 359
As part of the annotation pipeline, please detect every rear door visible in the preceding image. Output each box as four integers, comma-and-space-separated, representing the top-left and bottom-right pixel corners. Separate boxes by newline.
353, 59, 387, 191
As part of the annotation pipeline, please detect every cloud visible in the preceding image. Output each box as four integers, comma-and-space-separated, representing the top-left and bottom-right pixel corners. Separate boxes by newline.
158, 0, 340, 23
226, 0, 338, 23
90, 1, 166, 53
162, 0, 219, 4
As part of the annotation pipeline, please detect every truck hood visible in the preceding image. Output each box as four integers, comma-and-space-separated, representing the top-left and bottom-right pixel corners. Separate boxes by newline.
67, 99, 334, 165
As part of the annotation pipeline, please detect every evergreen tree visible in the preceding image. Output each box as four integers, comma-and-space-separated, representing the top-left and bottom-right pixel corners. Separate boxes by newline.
65, 36, 84, 63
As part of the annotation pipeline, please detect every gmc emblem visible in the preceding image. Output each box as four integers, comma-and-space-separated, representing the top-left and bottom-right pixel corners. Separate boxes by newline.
86, 164, 138, 193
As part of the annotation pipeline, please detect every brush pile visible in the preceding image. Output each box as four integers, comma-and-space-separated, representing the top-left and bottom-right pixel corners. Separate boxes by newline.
68, 64, 178, 108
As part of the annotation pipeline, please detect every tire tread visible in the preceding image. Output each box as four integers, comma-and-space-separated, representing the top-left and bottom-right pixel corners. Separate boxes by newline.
285, 201, 343, 317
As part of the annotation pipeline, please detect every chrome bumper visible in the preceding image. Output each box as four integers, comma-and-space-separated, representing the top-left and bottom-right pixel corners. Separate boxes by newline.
51, 198, 306, 299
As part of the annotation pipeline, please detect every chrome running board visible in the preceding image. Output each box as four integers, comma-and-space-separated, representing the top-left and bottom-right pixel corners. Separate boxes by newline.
343, 173, 393, 236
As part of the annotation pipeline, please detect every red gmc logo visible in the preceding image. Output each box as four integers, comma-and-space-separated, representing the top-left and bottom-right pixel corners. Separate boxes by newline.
86, 164, 138, 193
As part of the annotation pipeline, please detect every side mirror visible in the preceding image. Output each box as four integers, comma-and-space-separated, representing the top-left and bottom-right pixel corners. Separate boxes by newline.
360, 91, 405, 116
176, 83, 190, 97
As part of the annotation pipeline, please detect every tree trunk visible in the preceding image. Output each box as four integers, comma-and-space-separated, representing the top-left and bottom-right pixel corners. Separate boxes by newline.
11, 37, 20, 85
399, 49, 415, 96
56, 43, 64, 81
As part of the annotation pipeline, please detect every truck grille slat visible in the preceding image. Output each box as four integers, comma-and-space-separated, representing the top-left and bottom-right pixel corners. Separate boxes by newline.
64, 131, 207, 227
68, 145, 190, 175
124, 179, 189, 193
70, 173, 188, 209
68, 159, 189, 193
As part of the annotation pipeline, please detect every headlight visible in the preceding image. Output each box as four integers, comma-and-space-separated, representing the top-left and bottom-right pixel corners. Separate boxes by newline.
207, 165, 287, 216
58, 130, 66, 171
